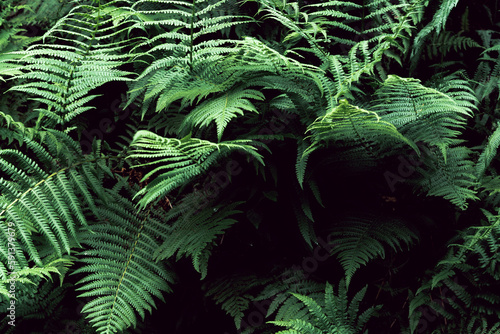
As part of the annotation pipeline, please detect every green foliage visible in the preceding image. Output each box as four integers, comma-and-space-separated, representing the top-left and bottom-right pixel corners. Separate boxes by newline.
300, 98, 417, 183
1, 0, 500, 333
129, 130, 263, 208
411, 0, 460, 71
328, 213, 417, 288
371, 75, 475, 151
153, 201, 243, 279
73, 181, 175, 334
409, 209, 500, 333
205, 274, 273, 328
269, 280, 381, 334
6, 0, 137, 126
0, 128, 100, 267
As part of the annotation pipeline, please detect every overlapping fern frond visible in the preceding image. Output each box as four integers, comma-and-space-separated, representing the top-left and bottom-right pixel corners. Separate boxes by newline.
475, 43, 500, 102
258, 0, 418, 102
128, 130, 263, 208
6, 0, 137, 126
424, 30, 482, 61
412, 144, 478, 210
0, 127, 106, 269
411, 0, 460, 71
255, 273, 325, 323
370, 74, 478, 209
127, 0, 252, 114
73, 180, 175, 334
179, 86, 264, 141
204, 274, 273, 329
371, 75, 475, 152
297, 99, 416, 185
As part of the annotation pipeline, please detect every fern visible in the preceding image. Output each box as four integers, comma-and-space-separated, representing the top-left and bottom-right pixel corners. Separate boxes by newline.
128, 130, 263, 208
0, 276, 70, 321
371, 75, 475, 152
0, 128, 106, 267
298, 99, 416, 184
258, 0, 419, 102
204, 274, 273, 329
425, 30, 482, 60
475, 43, 500, 102
269, 279, 381, 334
179, 86, 264, 141
412, 144, 479, 210
255, 274, 325, 323
369, 74, 479, 209
411, 0, 460, 71
154, 201, 243, 279
0, 259, 69, 300
409, 209, 500, 333
327, 213, 417, 288
73, 180, 175, 334
127, 0, 253, 115
1, 0, 499, 332
6, 0, 137, 126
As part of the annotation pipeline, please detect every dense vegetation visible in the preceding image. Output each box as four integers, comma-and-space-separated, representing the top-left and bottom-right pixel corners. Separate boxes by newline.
0, 0, 499, 333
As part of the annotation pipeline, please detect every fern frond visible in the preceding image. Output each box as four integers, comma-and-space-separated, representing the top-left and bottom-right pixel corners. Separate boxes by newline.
154, 201, 242, 279
253, 273, 324, 324
412, 144, 478, 210
301, 99, 416, 174
328, 213, 417, 287
411, 0, 460, 70
128, 130, 263, 208
179, 86, 264, 141
371, 75, 474, 153
73, 182, 175, 334
0, 260, 66, 300
268, 279, 381, 334
205, 274, 272, 328
426, 30, 482, 60
128, 0, 253, 115
7, 1, 137, 126
0, 130, 102, 268
410, 209, 500, 332
476, 125, 500, 180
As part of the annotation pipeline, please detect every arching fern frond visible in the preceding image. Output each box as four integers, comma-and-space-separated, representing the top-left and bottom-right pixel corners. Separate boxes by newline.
179, 86, 264, 141
411, 144, 478, 210
298, 99, 416, 183
476, 125, 500, 180
154, 201, 243, 279
425, 30, 482, 60
7, 1, 137, 126
204, 274, 273, 329
128, 130, 263, 208
371, 75, 475, 154
411, 0, 460, 71
255, 274, 324, 324
0, 275, 70, 322
127, 0, 253, 115
409, 209, 500, 333
0, 259, 67, 300
328, 213, 417, 288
